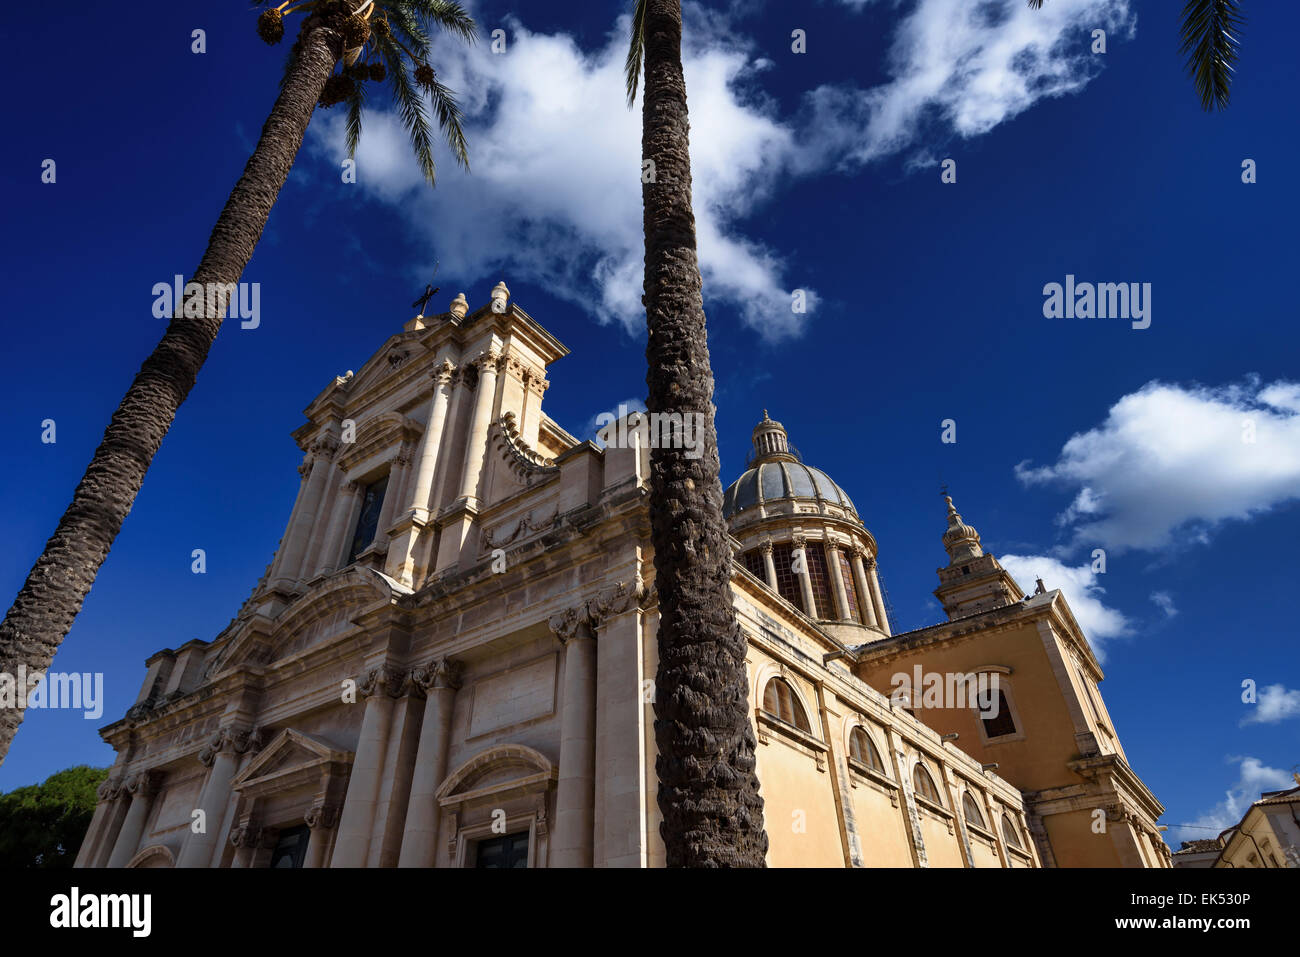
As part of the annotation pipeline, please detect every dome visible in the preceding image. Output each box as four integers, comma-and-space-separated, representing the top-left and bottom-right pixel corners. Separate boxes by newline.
722, 411, 857, 520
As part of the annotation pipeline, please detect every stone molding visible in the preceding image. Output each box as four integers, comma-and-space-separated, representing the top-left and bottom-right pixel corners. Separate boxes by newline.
305, 803, 341, 830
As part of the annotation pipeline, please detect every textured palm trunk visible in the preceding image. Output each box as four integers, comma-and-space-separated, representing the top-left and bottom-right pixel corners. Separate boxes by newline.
641, 0, 768, 866
0, 15, 344, 763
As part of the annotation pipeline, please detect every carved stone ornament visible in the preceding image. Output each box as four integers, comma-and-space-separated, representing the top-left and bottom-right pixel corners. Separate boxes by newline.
305, 804, 341, 830
412, 656, 463, 693
359, 666, 405, 699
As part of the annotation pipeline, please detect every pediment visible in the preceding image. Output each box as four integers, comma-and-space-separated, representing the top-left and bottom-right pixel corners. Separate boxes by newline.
207, 566, 408, 678
436, 744, 556, 809
231, 729, 353, 799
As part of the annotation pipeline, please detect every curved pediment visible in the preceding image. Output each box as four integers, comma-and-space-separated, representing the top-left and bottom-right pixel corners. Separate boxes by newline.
436, 744, 556, 807
207, 566, 409, 679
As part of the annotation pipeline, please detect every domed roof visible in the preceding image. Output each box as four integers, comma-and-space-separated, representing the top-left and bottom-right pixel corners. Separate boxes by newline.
722, 411, 857, 520
723, 461, 857, 519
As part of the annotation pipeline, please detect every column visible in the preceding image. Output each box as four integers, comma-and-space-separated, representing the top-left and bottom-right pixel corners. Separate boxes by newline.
75, 779, 127, 868
826, 543, 852, 621
407, 361, 457, 517
315, 480, 363, 577
271, 434, 338, 587
303, 804, 340, 868
760, 541, 777, 590
849, 549, 879, 628
589, 580, 648, 867
398, 657, 462, 868
866, 557, 890, 635
331, 667, 399, 867
106, 771, 161, 868
266, 460, 310, 582
455, 351, 501, 504
792, 536, 817, 617
549, 606, 597, 867
367, 672, 427, 867
386, 363, 456, 584
177, 727, 261, 867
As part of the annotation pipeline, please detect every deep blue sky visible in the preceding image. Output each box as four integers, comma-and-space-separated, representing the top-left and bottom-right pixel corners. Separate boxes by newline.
2, 1, 1296, 844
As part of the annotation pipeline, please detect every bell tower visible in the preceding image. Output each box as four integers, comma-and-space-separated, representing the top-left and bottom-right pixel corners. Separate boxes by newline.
933, 494, 1024, 619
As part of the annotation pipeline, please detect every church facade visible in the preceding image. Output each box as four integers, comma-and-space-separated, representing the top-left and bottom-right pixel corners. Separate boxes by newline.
75, 285, 1170, 868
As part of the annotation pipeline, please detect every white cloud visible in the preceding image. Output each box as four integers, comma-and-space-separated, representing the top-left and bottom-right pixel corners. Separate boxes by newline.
999, 553, 1131, 660
1149, 590, 1177, 618
310, 13, 809, 342
1241, 684, 1300, 727
811, 0, 1136, 165
1171, 756, 1294, 846
308, 1, 1132, 342
1017, 379, 1300, 553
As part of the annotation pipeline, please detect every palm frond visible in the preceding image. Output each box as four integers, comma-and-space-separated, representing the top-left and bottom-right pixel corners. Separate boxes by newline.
345, 70, 367, 157
1026, 0, 1045, 8
1179, 0, 1244, 111
403, 0, 477, 43
384, 3, 433, 60
426, 73, 470, 170
375, 31, 439, 185
625, 0, 647, 109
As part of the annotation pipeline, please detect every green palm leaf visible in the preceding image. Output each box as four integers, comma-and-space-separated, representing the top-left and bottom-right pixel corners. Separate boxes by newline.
1179, 0, 1244, 111
625, 0, 648, 108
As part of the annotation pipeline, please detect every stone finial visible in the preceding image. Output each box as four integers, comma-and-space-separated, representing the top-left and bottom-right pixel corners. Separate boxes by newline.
449, 292, 468, 319
490, 280, 510, 314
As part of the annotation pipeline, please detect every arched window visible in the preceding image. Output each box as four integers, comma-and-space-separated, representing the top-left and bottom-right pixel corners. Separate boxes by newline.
849, 726, 885, 772
1001, 814, 1024, 850
762, 678, 811, 733
962, 792, 986, 830
912, 764, 943, 805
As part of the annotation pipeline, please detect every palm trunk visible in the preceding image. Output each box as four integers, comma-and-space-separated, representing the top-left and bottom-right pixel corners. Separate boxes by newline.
641, 0, 768, 866
0, 15, 343, 763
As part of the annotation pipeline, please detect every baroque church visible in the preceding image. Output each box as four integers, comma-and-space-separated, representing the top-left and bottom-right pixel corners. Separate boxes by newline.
75, 284, 1170, 868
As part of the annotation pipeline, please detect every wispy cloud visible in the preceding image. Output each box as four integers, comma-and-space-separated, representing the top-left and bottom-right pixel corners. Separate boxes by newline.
1241, 684, 1300, 727
1170, 756, 1294, 846
1149, 591, 1178, 618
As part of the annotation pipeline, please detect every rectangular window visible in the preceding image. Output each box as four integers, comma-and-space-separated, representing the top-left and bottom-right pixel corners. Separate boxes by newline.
346, 474, 389, 565
838, 551, 860, 622
981, 690, 1018, 738
474, 831, 530, 868
269, 825, 309, 869
771, 543, 805, 613
804, 544, 833, 619
740, 549, 767, 582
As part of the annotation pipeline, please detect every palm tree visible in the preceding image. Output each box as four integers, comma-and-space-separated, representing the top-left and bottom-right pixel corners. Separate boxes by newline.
626, 0, 768, 867
0, 0, 475, 762
1029, 0, 1244, 111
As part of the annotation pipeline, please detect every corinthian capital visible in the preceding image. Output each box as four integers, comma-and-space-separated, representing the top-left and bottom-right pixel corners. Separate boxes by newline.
431, 358, 457, 387
126, 770, 162, 797
412, 656, 463, 693
359, 666, 405, 699
548, 604, 596, 645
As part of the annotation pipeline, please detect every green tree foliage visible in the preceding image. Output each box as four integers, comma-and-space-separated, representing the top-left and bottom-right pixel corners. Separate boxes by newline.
0, 765, 108, 868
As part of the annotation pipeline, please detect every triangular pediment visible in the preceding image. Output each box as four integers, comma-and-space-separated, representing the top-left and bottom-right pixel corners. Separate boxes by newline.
231, 729, 353, 798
